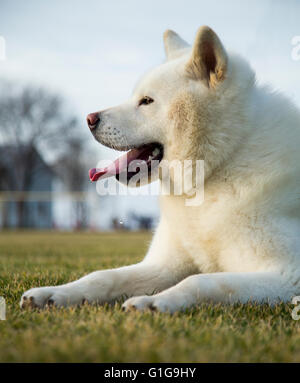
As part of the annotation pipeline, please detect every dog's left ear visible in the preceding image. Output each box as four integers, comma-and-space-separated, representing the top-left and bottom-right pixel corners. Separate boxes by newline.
163, 30, 189, 60
186, 26, 227, 88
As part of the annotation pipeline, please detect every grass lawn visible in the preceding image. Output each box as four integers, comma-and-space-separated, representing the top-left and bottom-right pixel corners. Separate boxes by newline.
0, 230, 300, 363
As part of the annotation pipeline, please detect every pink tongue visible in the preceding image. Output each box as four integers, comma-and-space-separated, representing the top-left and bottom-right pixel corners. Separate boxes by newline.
89, 146, 150, 182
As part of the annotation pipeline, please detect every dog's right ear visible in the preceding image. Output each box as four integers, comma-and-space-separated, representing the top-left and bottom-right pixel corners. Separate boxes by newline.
163, 30, 189, 60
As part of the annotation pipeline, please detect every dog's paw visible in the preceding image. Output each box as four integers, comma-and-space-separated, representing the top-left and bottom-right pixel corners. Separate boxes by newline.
122, 295, 178, 313
20, 286, 85, 309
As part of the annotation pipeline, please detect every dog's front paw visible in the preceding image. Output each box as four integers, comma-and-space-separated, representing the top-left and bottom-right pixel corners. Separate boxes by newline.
20, 286, 85, 309
122, 294, 179, 313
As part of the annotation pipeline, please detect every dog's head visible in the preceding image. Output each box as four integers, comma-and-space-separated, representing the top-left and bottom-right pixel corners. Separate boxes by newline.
88, 26, 255, 184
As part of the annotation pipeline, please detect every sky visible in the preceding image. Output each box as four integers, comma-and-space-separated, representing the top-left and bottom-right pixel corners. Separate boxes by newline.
1, 0, 300, 227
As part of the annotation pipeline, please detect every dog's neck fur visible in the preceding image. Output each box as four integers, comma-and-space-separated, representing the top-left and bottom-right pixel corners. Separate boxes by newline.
163, 54, 256, 192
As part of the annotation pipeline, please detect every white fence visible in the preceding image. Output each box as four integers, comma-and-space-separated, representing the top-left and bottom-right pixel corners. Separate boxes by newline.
0, 191, 159, 231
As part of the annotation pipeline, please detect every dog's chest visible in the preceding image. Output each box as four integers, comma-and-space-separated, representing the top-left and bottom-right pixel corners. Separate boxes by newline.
161, 195, 230, 272
160, 193, 273, 273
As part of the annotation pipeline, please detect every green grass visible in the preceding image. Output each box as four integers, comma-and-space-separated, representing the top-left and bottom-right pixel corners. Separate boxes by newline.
0, 231, 300, 362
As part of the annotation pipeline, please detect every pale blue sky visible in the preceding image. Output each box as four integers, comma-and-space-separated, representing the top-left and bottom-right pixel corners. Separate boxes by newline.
1, 0, 299, 117
1, 0, 299, 226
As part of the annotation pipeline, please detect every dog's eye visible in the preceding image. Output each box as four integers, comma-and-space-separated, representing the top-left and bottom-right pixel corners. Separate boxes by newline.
138, 96, 154, 106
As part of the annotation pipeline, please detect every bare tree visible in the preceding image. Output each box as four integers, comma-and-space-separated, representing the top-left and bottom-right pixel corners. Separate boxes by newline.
0, 81, 86, 228
54, 138, 90, 229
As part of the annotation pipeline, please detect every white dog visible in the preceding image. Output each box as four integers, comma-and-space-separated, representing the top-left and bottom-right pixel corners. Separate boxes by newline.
21, 26, 300, 313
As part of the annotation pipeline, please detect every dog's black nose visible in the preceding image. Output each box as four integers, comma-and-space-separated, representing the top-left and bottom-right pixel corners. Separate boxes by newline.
87, 112, 100, 130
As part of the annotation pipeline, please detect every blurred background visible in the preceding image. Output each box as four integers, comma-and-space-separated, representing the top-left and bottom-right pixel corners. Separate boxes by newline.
0, 0, 299, 231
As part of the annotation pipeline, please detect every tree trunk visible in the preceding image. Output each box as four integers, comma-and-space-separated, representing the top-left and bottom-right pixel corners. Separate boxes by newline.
17, 198, 26, 228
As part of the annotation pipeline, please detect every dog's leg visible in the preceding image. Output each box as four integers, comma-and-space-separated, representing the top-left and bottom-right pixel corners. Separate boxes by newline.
123, 271, 296, 313
20, 262, 175, 309
20, 223, 195, 309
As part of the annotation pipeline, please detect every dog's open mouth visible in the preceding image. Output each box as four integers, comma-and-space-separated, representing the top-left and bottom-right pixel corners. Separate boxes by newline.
89, 143, 164, 182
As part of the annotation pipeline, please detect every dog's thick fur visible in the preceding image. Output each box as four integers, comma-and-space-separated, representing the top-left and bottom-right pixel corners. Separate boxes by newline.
21, 26, 300, 312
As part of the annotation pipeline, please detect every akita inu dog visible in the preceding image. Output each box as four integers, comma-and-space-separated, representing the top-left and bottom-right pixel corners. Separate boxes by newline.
21, 26, 300, 313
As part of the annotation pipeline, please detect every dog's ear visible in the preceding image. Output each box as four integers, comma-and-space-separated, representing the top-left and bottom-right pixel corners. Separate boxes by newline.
186, 26, 227, 88
163, 30, 189, 60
